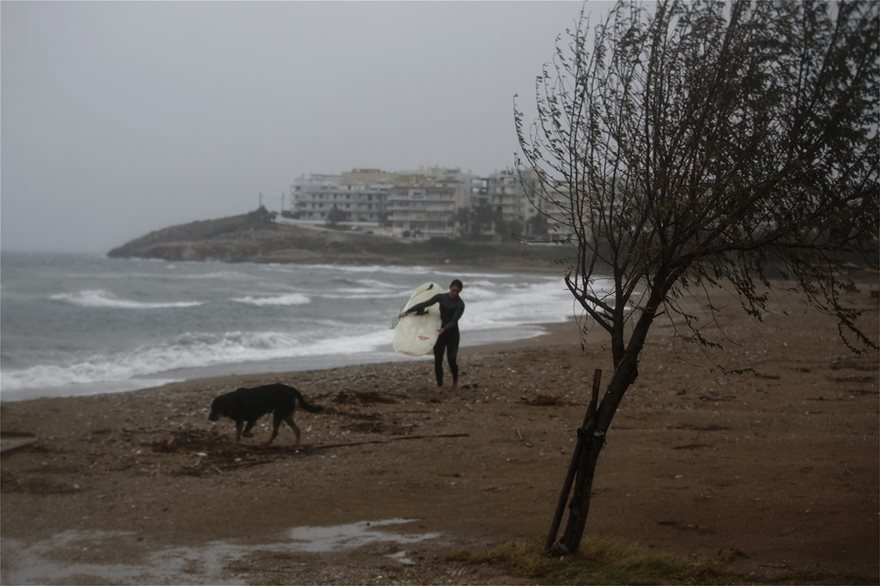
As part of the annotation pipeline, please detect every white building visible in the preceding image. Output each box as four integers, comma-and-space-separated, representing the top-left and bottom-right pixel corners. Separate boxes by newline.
488, 169, 527, 225
385, 183, 459, 239
287, 165, 561, 240
290, 169, 393, 227
382, 167, 472, 239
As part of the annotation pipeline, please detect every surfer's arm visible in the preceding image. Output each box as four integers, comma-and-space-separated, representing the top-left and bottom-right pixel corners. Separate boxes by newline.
400, 294, 442, 317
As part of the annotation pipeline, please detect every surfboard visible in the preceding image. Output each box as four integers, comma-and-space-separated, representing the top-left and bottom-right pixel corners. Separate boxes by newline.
392, 282, 443, 356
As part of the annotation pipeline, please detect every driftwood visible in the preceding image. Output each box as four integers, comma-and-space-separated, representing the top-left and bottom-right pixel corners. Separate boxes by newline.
515, 428, 534, 448
301, 433, 469, 454
171, 432, 470, 477
0, 433, 38, 455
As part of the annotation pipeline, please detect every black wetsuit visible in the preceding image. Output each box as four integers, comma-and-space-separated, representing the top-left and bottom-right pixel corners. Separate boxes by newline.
407, 292, 465, 387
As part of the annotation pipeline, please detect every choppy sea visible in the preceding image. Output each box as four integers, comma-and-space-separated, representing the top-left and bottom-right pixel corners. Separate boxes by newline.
1, 251, 597, 402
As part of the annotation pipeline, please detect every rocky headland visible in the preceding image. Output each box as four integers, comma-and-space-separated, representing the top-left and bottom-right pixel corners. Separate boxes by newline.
107, 207, 569, 270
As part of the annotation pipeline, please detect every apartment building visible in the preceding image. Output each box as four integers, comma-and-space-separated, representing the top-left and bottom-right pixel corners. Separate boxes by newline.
289, 169, 393, 227
385, 183, 459, 239
287, 165, 559, 241
462, 168, 545, 239
289, 167, 473, 239
384, 167, 473, 239
488, 169, 528, 224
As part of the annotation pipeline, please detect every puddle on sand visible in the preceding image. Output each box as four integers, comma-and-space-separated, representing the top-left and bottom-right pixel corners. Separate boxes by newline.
287, 518, 442, 553
2, 519, 442, 585
1, 530, 247, 586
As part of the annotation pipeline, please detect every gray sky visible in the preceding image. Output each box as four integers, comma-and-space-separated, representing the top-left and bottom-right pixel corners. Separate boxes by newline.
2, 0, 609, 253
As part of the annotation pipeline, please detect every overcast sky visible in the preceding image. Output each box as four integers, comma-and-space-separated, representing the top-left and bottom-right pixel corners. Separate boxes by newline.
2, 0, 613, 253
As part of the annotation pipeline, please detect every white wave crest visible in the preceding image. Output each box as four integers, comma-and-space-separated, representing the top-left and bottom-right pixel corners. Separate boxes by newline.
50, 289, 202, 309
318, 277, 410, 300
0, 328, 393, 393
296, 263, 431, 275
464, 279, 613, 330
232, 293, 311, 306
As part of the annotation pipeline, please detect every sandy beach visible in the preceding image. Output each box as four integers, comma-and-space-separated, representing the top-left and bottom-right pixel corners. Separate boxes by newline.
1, 282, 878, 584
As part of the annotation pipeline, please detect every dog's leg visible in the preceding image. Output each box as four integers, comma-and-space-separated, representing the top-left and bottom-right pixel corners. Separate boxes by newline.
284, 416, 302, 447
235, 421, 244, 444
266, 414, 283, 446
242, 420, 257, 438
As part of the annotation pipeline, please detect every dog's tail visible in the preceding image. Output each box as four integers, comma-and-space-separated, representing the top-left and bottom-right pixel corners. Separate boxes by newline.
296, 393, 324, 414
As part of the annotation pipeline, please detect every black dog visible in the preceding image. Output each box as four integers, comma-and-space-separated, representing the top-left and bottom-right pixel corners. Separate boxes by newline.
208, 383, 323, 445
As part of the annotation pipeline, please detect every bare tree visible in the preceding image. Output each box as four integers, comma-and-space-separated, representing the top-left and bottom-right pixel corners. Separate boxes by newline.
515, 0, 879, 555
326, 204, 347, 228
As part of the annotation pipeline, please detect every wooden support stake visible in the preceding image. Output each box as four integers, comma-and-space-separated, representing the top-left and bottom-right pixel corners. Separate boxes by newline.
545, 368, 602, 553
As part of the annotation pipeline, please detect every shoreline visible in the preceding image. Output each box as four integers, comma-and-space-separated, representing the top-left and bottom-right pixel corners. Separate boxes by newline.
0, 320, 580, 404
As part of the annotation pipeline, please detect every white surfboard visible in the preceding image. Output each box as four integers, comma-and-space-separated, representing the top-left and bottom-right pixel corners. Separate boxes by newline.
392, 282, 443, 356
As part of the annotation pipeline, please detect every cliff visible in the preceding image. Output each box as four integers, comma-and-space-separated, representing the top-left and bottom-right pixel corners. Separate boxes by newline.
107, 208, 569, 270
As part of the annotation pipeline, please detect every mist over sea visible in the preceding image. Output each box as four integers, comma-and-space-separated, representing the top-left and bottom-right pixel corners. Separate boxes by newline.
0, 251, 595, 402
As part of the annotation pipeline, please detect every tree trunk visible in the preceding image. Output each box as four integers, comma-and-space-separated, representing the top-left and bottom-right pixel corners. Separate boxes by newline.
546, 331, 648, 555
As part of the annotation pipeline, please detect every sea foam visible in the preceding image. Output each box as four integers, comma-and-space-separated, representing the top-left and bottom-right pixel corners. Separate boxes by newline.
50, 289, 202, 309
232, 293, 311, 306
0, 328, 392, 393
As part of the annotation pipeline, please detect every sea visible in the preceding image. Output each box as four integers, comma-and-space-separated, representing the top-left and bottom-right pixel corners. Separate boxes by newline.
0, 251, 596, 402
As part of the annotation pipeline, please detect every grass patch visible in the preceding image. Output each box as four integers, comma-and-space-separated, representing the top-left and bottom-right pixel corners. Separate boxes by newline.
447, 538, 720, 585
446, 538, 874, 585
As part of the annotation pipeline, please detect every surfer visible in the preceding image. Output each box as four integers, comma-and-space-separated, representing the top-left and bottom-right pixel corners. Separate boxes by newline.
399, 279, 465, 391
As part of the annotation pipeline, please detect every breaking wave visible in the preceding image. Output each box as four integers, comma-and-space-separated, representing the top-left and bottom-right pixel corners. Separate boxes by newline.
50, 289, 202, 309
232, 293, 311, 306
0, 328, 392, 393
